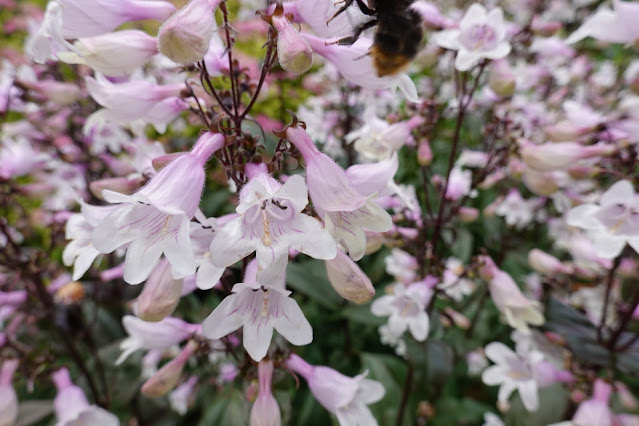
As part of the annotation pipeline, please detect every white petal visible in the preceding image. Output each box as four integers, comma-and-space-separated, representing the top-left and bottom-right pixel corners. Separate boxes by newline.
600, 180, 635, 206
407, 312, 429, 341
517, 380, 539, 411
433, 29, 462, 50
202, 293, 244, 339
195, 261, 224, 290
497, 380, 517, 404
72, 247, 101, 280
272, 294, 313, 346
91, 205, 137, 253
482, 366, 507, 385
286, 215, 337, 260
275, 174, 309, 213
164, 217, 197, 278
370, 295, 394, 316
357, 379, 385, 404
565, 204, 601, 229
209, 217, 256, 267
590, 231, 626, 259
122, 239, 164, 284
460, 4, 488, 30
454, 50, 481, 71
483, 42, 511, 60
484, 342, 516, 364
243, 320, 274, 362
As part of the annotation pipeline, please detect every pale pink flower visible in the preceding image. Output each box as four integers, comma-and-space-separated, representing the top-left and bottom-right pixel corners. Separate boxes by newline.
169, 376, 198, 415
92, 133, 223, 284
52, 368, 119, 426
384, 248, 418, 284
57, 30, 158, 76
520, 140, 614, 172
482, 342, 544, 411
567, 180, 639, 259
116, 316, 201, 365
371, 281, 432, 342
433, 4, 511, 71
566, 0, 639, 44
286, 354, 385, 426
548, 380, 614, 426
202, 260, 313, 361
0, 360, 18, 426
325, 248, 375, 303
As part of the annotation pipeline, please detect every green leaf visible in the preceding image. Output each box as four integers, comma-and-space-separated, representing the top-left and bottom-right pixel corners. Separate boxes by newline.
504, 383, 569, 426
286, 260, 343, 310
450, 228, 474, 263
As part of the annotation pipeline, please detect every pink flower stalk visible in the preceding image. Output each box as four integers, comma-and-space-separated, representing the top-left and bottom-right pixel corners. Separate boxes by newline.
250, 360, 281, 426
286, 354, 385, 426
116, 315, 201, 365
136, 259, 183, 322
169, 375, 198, 415
286, 125, 392, 260
0, 290, 27, 306
52, 368, 119, 425
272, 12, 312, 75
0, 360, 19, 426
142, 340, 198, 397
208, 162, 336, 286
158, 0, 222, 65
202, 260, 313, 361
300, 34, 419, 102
92, 132, 224, 284
325, 248, 375, 303
433, 3, 511, 71
57, 30, 158, 77
57, 0, 176, 38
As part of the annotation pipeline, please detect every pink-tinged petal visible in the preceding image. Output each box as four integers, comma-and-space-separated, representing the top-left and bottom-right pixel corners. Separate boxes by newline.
459, 4, 487, 30
483, 42, 511, 60
371, 295, 395, 316
243, 321, 274, 362
309, 366, 359, 412
336, 404, 377, 426
589, 232, 626, 259
455, 50, 482, 71
272, 295, 312, 346
209, 217, 257, 267
274, 174, 308, 213
482, 365, 507, 385
286, 215, 337, 260
71, 247, 101, 280
566, 204, 601, 229
163, 217, 196, 278
387, 315, 408, 336
92, 205, 138, 253
433, 29, 462, 50
346, 154, 398, 197
296, 0, 353, 38
202, 294, 245, 340
195, 261, 224, 290
517, 380, 539, 411
600, 180, 635, 206
565, 9, 620, 44
486, 8, 506, 39
122, 238, 164, 284
497, 380, 517, 403
358, 378, 385, 404
484, 342, 516, 365
407, 311, 429, 341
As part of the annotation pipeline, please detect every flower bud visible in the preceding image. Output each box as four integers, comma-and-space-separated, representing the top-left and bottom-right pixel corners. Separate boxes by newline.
169, 376, 198, 416
272, 14, 312, 74
488, 60, 516, 98
136, 259, 184, 322
417, 140, 433, 166
250, 360, 281, 426
142, 340, 198, 398
530, 16, 561, 37
158, 0, 220, 65
528, 249, 572, 275
520, 140, 615, 172
443, 307, 470, 329
522, 169, 558, 196
325, 249, 375, 303
458, 207, 479, 223
543, 120, 584, 142
54, 281, 85, 304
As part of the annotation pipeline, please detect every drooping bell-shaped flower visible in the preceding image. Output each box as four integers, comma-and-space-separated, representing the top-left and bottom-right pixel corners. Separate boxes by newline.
286, 354, 385, 426
116, 315, 201, 365
52, 368, 119, 426
566, 0, 639, 44
158, 0, 222, 65
202, 260, 313, 362
520, 140, 614, 173
208, 162, 336, 286
267, 5, 312, 75
285, 124, 392, 260
136, 259, 183, 322
57, 30, 158, 77
142, 340, 198, 397
250, 360, 281, 426
92, 132, 224, 284
325, 248, 375, 303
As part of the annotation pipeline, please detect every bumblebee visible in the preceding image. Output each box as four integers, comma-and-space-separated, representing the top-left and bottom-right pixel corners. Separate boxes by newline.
330, 0, 423, 77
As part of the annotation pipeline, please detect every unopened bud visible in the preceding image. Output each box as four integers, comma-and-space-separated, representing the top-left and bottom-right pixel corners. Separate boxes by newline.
417, 140, 433, 166
250, 360, 281, 426
137, 259, 184, 322
530, 16, 561, 37
325, 249, 375, 303
457, 206, 479, 223
443, 307, 470, 329
158, 0, 220, 64
54, 281, 85, 304
543, 121, 584, 142
89, 177, 145, 200
488, 60, 516, 98
522, 169, 558, 196
520, 140, 615, 172
478, 170, 505, 189
142, 340, 198, 398
528, 249, 571, 275
272, 14, 312, 74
